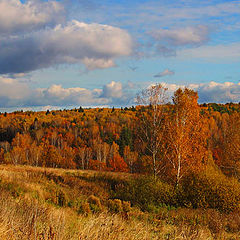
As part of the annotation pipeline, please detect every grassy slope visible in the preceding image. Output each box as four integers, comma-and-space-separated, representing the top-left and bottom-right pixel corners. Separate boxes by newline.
0, 165, 239, 240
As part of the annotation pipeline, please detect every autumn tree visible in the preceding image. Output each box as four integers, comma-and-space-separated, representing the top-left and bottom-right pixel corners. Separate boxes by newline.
166, 88, 208, 186
108, 141, 128, 172
221, 112, 240, 178
76, 146, 92, 169
3, 99, 240, 177
123, 145, 138, 173
29, 142, 43, 166
10, 133, 32, 165
59, 143, 76, 168
76, 146, 86, 169
137, 84, 168, 178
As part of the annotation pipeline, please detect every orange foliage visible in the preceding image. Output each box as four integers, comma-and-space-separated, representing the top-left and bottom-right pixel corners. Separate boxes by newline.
0, 93, 239, 181
0, 148, 4, 163
108, 155, 129, 172
89, 159, 107, 171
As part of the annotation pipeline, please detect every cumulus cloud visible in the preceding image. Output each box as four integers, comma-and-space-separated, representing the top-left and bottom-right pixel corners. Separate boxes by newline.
0, 76, 31, 107
102, 81, 123, 98
193, 82, 240, 103
0, 0, 64, 34
0, 76, 30, 99
161, 81, 240, 103
154, 69, 175, 78
32, 84, 108, 107
1, 77, 240, 109
151, 25, 209, 46
81, 58, 116, 70
0, 78, 134, 109
0, 20, 133, 74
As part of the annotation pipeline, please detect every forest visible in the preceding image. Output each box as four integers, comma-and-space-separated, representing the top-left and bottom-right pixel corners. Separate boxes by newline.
0, 85, 240, 239
0, 85, 239, 182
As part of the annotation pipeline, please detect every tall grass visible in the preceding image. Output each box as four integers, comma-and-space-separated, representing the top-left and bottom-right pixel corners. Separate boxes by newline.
0, 165, 239, 239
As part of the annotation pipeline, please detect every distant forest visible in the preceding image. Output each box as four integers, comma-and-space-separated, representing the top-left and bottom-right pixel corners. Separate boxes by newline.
0, 85, 240, 185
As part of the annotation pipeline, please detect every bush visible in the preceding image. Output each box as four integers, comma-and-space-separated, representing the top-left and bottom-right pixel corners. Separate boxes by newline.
108, 199, 123, 213
180, 166, 240, 212
0, 181, 25, 198
122, 201, 131, 213
225, 212, 240, 233
78, 202, 91, 215
114, 176, 176, 211
56, 189, 67, 207
108, 199, 132, 214
88, 195, 102, 213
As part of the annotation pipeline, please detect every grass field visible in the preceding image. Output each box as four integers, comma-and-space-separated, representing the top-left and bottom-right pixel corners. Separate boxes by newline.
0, 165, 239, 240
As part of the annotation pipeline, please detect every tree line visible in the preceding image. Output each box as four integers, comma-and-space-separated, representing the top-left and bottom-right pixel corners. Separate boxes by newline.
0, 84, 239, 185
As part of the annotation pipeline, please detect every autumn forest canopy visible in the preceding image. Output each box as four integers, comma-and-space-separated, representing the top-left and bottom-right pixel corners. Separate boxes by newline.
0, 85, 240, 212
1, 85, 240, 179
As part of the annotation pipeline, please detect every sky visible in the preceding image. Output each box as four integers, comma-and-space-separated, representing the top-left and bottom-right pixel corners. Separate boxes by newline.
0, 0, 240, 111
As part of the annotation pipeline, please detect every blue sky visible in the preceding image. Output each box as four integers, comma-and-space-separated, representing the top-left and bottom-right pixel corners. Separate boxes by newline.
0, 0, 240, 111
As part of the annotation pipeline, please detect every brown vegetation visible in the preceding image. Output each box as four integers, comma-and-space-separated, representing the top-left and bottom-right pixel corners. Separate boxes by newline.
0, 165, 238, 239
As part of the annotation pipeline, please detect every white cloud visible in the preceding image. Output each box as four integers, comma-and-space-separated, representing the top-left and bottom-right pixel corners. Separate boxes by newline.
160, 82, 186, 92
0, 76, 30, 100
0, 0, 64, 34
161, 81, 240, 103
154, 69, 175, 78
193, 81, 240, 103
34, 84, 108, 106
0, 78, 132, 108
81, 58, 116, 70
0, 76, 31, 108
151, 25, 209, 46
102, 81, 123, 98
0, 20, 133, 74
1, 76, 240, 109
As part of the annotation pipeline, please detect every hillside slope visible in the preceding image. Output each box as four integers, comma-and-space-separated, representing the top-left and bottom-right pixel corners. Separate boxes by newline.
0, 165, 239, 240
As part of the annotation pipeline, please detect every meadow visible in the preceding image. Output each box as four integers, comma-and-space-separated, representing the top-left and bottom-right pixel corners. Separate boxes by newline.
0, 165, 239, 240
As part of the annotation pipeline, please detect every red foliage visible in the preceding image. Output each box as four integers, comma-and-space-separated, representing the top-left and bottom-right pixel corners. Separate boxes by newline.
89, 159, 107, 171
108, 154, 129, 172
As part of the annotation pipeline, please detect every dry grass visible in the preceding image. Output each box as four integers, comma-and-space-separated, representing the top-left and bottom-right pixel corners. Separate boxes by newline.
0, 193, 215, 240
0, 164, 239, 240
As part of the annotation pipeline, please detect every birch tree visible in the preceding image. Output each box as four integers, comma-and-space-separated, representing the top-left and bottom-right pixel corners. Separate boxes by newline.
166, 88, 208, 186
137, 84, 168, 178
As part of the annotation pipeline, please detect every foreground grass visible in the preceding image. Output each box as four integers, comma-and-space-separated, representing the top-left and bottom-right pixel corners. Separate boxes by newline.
0, 165, 239, 240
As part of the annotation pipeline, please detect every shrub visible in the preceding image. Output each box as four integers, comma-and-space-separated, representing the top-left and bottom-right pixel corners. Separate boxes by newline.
225, 212, 240, 233
114, 176, 176, 211
0, 181, 25, 198
206, 209, 224, 235
88, 195, 102, 213
122, 201, 131, 213
180, 166, 240, 212
78, 202, 91, 215
108, 199, 123, 213
56, 189, 67, 207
